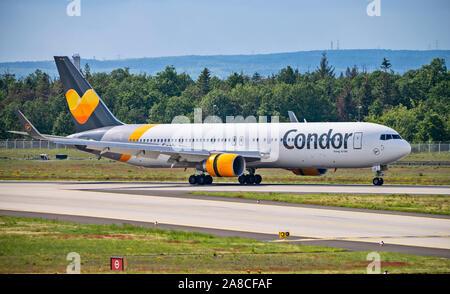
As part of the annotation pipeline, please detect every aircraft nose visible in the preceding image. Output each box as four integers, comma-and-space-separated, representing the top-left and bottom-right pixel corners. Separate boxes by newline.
400, 141, 411, 157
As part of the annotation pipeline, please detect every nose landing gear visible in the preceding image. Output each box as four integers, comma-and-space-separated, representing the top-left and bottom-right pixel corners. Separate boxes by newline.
373, 177, 384, 186
372, 165, 387, 186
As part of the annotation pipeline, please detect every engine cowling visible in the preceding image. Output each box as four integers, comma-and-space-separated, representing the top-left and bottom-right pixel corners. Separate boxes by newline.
203, 153, 246, 177
290, 168, 328, 176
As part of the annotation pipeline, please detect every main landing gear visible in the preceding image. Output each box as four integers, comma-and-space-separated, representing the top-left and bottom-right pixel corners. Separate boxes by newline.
238, 168, 262, 185
189, 174, 213, 185
372, 165, 387, 186
188, 168, 263, 185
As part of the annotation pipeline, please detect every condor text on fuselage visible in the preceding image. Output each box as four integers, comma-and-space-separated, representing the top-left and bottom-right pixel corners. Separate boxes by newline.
282, 128, 353, 150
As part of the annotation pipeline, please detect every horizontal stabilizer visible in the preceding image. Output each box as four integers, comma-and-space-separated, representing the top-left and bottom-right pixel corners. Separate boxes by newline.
8, 130, 29, 136
14, 109, 47, 140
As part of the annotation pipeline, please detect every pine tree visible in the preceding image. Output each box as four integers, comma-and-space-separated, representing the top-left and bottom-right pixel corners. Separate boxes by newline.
336, 85, 355, 121
83, 63, 92, 82
278, 66, 296, 84
316, 52, 335, 79
359, 76, 374, 117
252, 72, 262, 83
198, 68, 211, 96
381, 57, 392, 72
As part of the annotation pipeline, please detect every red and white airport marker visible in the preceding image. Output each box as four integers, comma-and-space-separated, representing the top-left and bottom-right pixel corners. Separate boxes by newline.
110, 257, 126, 271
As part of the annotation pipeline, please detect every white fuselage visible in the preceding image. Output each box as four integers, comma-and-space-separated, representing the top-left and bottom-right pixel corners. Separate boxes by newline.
99, 121, 411, 169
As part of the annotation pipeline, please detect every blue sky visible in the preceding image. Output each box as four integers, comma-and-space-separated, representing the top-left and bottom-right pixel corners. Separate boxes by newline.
0, 0, 449, 62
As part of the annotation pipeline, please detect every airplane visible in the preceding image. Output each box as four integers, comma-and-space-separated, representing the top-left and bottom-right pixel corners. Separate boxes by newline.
11, 56, 411, 186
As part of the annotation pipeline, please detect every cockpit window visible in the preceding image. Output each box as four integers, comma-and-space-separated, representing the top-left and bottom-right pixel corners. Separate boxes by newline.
380, 134, 402, 140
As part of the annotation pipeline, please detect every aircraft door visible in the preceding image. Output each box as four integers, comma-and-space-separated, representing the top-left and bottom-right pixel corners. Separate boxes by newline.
353, 132, 363, 149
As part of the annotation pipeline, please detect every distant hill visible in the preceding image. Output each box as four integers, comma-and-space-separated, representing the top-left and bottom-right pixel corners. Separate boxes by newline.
1, 49, 449, 79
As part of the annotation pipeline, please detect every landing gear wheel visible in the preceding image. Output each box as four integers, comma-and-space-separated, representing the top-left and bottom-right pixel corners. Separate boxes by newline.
189, 173, 213, 185
197, 175, 205, 185
372, 165, 387, 186
238, 172, 262, 185
189, 175, 197, 185
373, 177, 384, 186
373, 177, 379, 186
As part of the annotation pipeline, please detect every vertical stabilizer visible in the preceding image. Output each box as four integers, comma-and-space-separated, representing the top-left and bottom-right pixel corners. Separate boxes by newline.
54, 56, 123, 132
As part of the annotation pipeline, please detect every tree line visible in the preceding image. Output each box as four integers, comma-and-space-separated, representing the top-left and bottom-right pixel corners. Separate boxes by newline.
0, 53, 448, 143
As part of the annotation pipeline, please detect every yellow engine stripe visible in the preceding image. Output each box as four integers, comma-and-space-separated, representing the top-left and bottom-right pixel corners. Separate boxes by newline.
205, 154, 218, 177
128, 124, 158, 141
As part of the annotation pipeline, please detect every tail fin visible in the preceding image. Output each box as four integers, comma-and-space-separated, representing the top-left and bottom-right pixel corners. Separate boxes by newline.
54, 56, 123, 132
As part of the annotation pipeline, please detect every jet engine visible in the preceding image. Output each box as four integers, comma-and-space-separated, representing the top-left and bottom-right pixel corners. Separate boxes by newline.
201, 153, 246, 177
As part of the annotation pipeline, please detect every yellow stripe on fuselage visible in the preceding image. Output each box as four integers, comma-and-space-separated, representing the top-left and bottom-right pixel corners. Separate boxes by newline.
128, 124, 158, 141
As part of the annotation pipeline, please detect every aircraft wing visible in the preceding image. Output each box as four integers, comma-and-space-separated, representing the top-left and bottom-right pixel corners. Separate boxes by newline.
13, 108, 262, 162
51, 137, 262, 162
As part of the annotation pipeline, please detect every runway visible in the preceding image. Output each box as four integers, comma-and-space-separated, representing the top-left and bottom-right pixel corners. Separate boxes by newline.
0, 181, 449, 258
91, 181, 450, 195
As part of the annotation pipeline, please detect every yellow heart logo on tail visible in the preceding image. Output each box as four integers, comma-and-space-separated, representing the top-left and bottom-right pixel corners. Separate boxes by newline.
65, 89, 100, 124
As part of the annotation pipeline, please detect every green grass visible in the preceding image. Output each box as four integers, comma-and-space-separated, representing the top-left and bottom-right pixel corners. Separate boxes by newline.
402, 152, 450, 162
0, 149, 449, 185
0, 215, 449, 274
188, 192, 450, 215
0, 148, 93, 160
